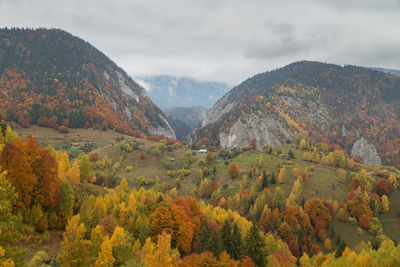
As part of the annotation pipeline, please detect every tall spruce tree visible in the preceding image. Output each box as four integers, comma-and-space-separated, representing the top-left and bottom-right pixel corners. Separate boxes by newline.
220, 220, 233, 255
138, 222, 151, 245
270, 173, 276, 184
262, 172, 268, 189
209, 230, 223, 257
244, 222, 267, 266
335, 240, 346, 258
199, 220, 211, 253
230, 223, 243, 260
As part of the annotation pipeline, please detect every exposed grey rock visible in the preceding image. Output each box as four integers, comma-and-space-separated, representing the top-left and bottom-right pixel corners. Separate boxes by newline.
202, 94, 236, 126
149, 125, 175, 139
124, 106, 132, 120
116, 71, 140, 102
103, 71, 175, 138
149, 114, 176, 139
110, 100, 117, 110
103, 70, 111, 81
266, 116, 292, 141
351, 137, 381, 165
219, 115, 292, 149
342, 125, 347, 136
283, 96, 302, 109
303, 105, 331, 131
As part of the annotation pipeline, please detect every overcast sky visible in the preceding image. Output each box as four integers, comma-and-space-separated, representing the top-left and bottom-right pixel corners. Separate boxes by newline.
1, 0, 399, 85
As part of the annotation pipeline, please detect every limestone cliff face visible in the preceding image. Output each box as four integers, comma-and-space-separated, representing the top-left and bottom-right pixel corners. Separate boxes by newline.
351, 137, 381, 165
103, 69, 176, 138
149, 115, 176, 139
202, 94, 236, 127
219, 114, 292, 149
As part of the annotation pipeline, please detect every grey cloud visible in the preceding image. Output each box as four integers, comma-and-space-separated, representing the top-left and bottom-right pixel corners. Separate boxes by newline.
243, 21, 308, 59
316, 0, 400, 13
244, 41, 308, 60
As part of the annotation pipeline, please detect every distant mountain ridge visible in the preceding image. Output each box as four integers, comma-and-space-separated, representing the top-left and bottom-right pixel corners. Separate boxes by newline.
0, 28, 175, 138
166, 106, 207, 129
369, 67, 400, 77
135, 75, 230, 109
191, 61, 400, 167
163, 106, 207, 141
165, 115, 192, 141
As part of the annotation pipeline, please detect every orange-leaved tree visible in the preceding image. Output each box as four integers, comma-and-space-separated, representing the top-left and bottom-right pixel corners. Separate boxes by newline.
228, 162, 239, 180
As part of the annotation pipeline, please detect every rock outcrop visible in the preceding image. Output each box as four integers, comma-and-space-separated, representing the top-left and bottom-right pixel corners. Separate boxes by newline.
219, 115, 292, 149
149, 115, 176, 139
202, 95, 236, 127
351, 137, 381, 165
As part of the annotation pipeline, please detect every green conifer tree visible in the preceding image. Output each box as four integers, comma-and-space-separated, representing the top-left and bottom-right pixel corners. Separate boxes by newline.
270, 173, 276, 184
199, 221, 211, 253
138, 222, 151, 245
209, 230, 223, 257
221, 220, 233, 255
230, 223, 243, 260
335, 240, 346, 258
262, 172, 268, 189
244, 222, 267, 266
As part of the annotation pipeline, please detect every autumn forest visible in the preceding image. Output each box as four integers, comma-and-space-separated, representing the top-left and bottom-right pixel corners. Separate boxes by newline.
1, 27, 400, 267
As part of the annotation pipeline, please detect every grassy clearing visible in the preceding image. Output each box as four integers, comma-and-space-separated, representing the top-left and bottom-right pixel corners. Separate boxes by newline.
302, 164, 348, 202
118, 146, 206, 196
16, 125, 130, 148
333, 219, 373, 248
20, 230, 63, 264
213, 147, 349, 202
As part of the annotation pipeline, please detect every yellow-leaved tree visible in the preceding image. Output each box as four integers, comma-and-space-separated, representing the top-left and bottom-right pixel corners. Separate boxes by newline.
382, 195, 389, 212
138, 238, 155, 265
299, 138, 307, 150
0, 236, 15, 267
293, 165, 299, 178
278, 167, 286, 184
95, 237, 114, 267
388, 174, 398, 189
151, 232, 180, 267
312, 147, 320, 163
68, 161, 80, 185
5, 125, 18, 143
58, 215, 92, 267
79, 154, 92, 183
110, 226, 132, 265
257, 154, 263, 168
324, 238, 332, 251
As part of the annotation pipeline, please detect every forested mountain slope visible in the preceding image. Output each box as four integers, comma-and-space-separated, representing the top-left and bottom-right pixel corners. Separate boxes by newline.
191, 61, 400, 167
0, 28, 175, 138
